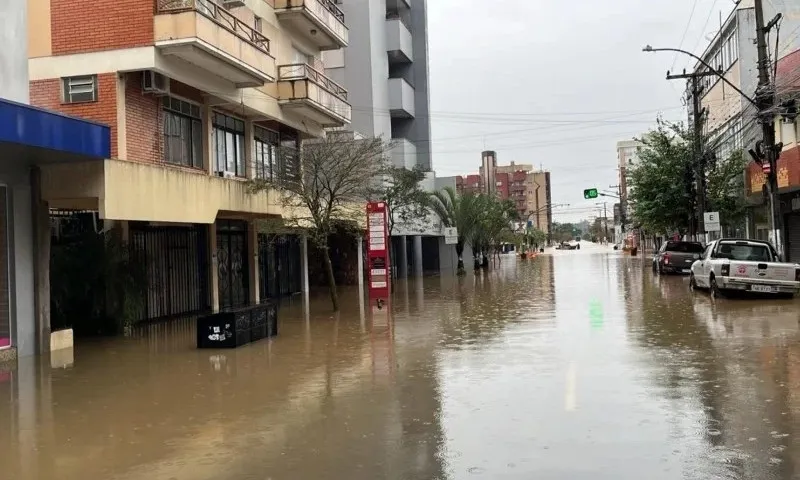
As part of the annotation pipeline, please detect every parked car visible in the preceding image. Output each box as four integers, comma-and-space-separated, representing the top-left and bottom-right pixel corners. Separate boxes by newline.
689, 238, 800, 298
652, 240, 705, 275
556, 241, 579, 250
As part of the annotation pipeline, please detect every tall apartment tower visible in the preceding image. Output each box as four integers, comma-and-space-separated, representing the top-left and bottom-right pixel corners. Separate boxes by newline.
479, 150, 498, 195
325, 0, 433, 170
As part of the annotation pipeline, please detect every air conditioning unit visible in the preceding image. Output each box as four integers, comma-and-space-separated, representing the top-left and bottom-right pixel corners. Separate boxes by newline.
217, 171, 236, 179
142, 70, 170, 95
222, 0, 245, 7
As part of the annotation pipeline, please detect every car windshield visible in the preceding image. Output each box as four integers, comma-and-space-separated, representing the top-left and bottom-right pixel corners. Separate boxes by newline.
665, 242, 704, 253
716, 242, 774, 262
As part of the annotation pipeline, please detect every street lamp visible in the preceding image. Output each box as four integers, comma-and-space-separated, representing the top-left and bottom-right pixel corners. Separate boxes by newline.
641, 45, 757, 106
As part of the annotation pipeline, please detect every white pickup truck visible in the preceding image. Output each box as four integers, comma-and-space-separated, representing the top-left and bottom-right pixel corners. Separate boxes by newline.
689, 238, 800, 298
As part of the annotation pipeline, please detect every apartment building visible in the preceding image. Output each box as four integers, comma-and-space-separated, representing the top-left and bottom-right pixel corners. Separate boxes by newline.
449, 158, 552, 238
27, 0, 352, 320
688, 1, 800, 248
616, 139, 642, 238
324, 0, 432, 171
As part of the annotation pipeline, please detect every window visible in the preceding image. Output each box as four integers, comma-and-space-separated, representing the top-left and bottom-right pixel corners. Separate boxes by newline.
162, 97, 203, 168
254, 126, 279, 180
254, 15, 262, 32
279, 132, 301, 185
212, 112, 246, 177
62, 75, 97, 103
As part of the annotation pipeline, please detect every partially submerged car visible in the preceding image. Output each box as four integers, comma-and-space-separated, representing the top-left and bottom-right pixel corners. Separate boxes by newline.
689, 238, 800, 298
652, 240, 704, 275
556, 241, 580, 250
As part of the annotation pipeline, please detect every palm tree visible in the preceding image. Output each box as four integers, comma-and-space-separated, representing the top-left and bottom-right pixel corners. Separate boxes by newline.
427, 187, 483, 275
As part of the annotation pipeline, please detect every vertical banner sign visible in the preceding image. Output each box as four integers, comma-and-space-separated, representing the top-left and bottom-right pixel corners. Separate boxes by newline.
366, 202, 390, 300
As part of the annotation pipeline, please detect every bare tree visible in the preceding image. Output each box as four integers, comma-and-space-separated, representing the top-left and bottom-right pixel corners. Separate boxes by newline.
249, 133, 390, 311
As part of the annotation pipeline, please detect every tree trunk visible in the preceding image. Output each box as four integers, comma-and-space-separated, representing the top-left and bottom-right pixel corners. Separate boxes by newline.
455, 241, 465, 275
322, 248, 340, 311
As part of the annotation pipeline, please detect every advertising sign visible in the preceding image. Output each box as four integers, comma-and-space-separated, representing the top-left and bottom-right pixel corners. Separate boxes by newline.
366, 202, 390, 299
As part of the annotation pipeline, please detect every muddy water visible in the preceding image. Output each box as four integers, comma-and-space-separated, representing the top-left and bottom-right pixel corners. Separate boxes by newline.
2, 245, 800, 479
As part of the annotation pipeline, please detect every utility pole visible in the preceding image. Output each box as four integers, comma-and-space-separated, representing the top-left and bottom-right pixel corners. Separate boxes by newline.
666, 69, 716, 240
603, 202, 609, 244
754, 0, 784, 256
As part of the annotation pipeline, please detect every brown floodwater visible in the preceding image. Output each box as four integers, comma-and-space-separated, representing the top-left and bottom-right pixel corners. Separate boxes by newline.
2, 243, 800, 479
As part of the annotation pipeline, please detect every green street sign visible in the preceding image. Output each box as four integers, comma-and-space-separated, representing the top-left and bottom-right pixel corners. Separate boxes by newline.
583, 188, 598, 199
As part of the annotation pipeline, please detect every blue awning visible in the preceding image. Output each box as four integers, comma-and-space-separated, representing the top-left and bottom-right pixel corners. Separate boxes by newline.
0, 97, 111, 164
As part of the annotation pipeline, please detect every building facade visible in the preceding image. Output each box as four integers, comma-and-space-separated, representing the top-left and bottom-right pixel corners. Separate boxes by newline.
449, 158, 552, 238
616, 139, 642, 241
27, 0, 354, 322
690, 1, 800, 248
324, 0, 432, 171
1, 0, 111, 358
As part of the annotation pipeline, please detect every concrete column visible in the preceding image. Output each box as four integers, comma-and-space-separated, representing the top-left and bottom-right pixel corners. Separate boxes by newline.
301, 234, 309, 296
31, 170, 50, 355
203, 100, 214, 174
208, 222, 219, 313
398, 235, 408, 278
413, 235, 423, 276
244, 120, 255, 179
357, 233, 364, 288
247, 221, 259, 304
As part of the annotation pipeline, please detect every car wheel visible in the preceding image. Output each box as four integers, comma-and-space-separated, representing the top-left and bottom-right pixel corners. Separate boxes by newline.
710, 276, 725, 299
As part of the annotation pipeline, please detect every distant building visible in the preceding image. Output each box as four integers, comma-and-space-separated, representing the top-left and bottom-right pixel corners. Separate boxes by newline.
448, 156, 552, 237
616, 139, 643, 236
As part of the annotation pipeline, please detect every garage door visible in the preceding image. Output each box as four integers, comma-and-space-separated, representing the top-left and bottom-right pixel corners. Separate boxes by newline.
786, 214, 800, 263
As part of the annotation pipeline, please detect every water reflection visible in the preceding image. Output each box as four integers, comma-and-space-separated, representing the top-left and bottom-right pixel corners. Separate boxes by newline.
624, 255, 800, 479
4, 250, 800, 478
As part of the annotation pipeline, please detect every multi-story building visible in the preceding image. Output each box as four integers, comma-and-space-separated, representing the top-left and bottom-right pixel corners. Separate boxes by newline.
449, 158, 552, 238
27, 0, 352, 320
616, 139, 643, 238
322, 0, 442, 276
324, 0, 432, 171
688, 1, 800, 249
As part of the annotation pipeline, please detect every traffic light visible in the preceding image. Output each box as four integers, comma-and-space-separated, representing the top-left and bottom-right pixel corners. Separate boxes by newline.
583, 188, 598, 199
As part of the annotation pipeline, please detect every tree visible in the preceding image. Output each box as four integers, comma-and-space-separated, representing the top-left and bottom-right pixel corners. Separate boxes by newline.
628, 119, 748, 238
551, 222, 580, 243
426, 188, 483, 275
379, 165, 430, 282
706, 149, 748, 233
627, 121, 694, 236
249, 134, 389, 312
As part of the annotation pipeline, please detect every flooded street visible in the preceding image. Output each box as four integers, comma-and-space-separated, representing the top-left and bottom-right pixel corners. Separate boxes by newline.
4, 243, 800, 479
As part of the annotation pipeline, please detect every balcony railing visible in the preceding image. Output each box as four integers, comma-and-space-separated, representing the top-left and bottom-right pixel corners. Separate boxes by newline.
157, 0, 270, 54
279, 63, 348, 101
319, 0, 345, 23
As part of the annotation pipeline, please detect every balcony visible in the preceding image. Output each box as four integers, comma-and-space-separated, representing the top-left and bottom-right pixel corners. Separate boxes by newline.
386, 0, 411, 10
388, 77, 415, 118
277, 63, 351, 127
390, 138, 416, 169
154, 0, 276, 87
274, 0, 349, 50
386, 16, 413, 64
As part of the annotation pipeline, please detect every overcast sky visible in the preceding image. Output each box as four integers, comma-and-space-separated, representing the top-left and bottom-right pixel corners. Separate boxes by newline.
426, 0, 732, 223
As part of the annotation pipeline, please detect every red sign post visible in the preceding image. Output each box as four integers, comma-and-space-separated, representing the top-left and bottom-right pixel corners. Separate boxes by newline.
366, 202, 391, 300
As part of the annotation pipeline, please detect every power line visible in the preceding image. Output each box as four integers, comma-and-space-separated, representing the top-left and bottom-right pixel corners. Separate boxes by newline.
673, 0, 702, 71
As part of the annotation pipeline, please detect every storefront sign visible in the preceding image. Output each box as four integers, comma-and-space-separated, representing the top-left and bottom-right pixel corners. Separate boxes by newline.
366, 202, 390, 299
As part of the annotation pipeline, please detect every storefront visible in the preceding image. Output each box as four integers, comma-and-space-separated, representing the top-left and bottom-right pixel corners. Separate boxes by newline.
0, 97, 110, 356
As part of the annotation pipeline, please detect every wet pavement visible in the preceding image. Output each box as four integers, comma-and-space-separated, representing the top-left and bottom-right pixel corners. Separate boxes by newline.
3, 242, 800, 479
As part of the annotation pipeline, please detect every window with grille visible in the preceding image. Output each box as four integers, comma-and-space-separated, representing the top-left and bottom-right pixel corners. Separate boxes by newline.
212, 112, 246, 177
163, 97, 203, 168
62, 75, 97, 103
279, 132, 301, 185
254, 126, 279, 180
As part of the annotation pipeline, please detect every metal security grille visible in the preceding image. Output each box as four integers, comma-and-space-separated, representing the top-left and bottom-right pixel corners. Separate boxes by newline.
217, 220, 249, 309
258, 233, 301, 300
787, 214, 800, 263
130, 224, 209, 320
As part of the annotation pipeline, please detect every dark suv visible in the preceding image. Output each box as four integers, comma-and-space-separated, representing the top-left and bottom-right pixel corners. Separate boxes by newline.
652, 241, 704, 275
